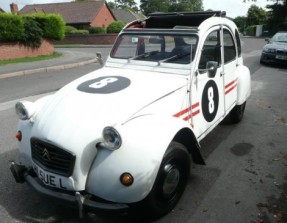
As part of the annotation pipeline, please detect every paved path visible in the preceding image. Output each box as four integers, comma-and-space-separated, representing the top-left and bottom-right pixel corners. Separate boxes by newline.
0, 46, 112, 79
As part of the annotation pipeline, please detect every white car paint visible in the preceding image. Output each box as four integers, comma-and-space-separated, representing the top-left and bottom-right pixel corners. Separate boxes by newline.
12, 11, 251, 213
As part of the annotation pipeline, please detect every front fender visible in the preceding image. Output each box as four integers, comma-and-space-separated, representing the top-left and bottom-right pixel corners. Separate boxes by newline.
86, 114, 192, 203
236, 65, 251, 105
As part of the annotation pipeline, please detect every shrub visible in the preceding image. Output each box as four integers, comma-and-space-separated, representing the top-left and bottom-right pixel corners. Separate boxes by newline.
65, 25, 77, 34
0, 13, 24, 42
89, 27, 106, 34
43, 14, 65, 40
23, 14, 65, 40
22, 17, 43, 47
107, 21, 125, 33
69, 29, 89, 34
246, 25, 256, 36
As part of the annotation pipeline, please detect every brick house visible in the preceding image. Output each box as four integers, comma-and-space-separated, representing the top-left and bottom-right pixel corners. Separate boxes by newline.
19, 0, 116, 29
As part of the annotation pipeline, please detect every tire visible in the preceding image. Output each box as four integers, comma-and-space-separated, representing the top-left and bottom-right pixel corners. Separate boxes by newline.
229, 102, 246, 124
137, 142, 190, 219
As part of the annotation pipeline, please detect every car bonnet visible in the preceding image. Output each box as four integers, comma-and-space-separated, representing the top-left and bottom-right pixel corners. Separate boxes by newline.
32, 67, 188, 146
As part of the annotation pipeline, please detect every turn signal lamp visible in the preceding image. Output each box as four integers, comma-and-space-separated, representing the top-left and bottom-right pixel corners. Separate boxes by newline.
16, 131, 22, 141
120, 172, 134, 186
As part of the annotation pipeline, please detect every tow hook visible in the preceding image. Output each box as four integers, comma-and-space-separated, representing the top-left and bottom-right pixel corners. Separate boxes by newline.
10, 162, 27, 183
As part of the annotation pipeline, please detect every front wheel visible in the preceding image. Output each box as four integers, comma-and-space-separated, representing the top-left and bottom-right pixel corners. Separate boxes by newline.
229, 102, 246, 124
137, 142, 190, 219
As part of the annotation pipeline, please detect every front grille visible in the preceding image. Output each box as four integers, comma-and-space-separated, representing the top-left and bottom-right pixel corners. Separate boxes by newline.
276, 50, 287, 55
31, 138, 76, 177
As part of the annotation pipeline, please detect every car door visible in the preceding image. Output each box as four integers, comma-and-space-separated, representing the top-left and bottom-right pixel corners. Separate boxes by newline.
191, 27, 225, 139
222, 27, 238, 112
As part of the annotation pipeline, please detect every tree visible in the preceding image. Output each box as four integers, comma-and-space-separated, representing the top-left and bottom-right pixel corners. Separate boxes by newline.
243, 0, 287, 34
243, 0, 286, 5
115, 0, 138, 11
168, 0, 203, 12
265, 2, 287, 34
140, 0, 169, 15
107, 1, 117, 9
233, 16, 247, 33
246, 5, 268, 26
140, 0, 203, 15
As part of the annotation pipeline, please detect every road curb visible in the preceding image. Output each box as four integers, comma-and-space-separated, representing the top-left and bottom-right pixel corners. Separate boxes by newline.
0, 58, 99, 80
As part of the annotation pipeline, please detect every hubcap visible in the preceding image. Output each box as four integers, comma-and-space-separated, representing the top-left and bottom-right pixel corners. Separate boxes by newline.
162, 164, 180, 197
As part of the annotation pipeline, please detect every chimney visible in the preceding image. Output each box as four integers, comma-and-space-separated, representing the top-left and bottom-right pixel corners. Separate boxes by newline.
10, 3, 18, 14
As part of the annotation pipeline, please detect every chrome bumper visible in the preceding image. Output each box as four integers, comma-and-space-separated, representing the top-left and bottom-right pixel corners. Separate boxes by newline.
10, 162, 129, 217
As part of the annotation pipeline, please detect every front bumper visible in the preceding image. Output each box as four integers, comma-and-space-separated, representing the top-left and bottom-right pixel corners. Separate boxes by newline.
10, 162, 129, 217
260, 52, 287, 64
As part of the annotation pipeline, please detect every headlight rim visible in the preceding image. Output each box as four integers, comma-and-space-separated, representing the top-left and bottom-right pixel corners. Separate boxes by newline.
102, 126, 122, 150
263, 47, 276, 53
15, 101, 35, 120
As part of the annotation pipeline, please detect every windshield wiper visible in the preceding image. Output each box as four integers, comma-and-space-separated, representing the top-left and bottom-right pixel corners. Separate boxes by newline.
128, 50, 159, 62
159, 51, 190, 64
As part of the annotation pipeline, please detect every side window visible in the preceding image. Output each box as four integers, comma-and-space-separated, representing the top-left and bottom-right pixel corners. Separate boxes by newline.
235, 30, 241, 57
199, 30, 221, 71
223, 29, 236, 63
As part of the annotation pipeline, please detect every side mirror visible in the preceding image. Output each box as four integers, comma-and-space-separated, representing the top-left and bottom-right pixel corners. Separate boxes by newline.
265, 38, 270, 43
96, 52, 103, 66
206, 61, 218, 78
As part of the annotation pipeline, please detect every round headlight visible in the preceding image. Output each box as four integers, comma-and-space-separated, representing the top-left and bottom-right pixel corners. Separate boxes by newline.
102, 127, 122, 150
263, 48, 275, 53
15, 101, 35, 120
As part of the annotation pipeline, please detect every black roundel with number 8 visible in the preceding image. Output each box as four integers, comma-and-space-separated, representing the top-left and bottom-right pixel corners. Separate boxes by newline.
77, 76, 130, 94
201, 80, 219, 122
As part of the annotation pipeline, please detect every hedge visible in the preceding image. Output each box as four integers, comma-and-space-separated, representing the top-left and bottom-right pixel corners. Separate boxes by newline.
22, 17, 43, 47
0, 13, 65, 47
107, 21, 125, 33
246, 25, 257, 36
89, 27, 106, 34
22, 14, 65, 40
65, 25, 77, 34
0, 13, 24, 42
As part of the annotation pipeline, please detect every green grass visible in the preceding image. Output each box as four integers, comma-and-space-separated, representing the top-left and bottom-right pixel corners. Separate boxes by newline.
55, 44, 83, 48
0, 52, 62, 66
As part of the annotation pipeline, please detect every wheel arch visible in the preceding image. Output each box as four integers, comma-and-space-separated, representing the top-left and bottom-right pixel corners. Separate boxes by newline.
236, 65, 251, 105
172, 128, 205, 165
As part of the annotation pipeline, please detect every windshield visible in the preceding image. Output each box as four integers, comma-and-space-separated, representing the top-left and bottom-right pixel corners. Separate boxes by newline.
271, 32, 287, 43
111, 33, 198, 65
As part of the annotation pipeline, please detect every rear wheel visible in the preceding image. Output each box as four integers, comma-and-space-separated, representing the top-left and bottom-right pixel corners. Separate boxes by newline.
138, 142, 190, 219
229, 102, 246, 124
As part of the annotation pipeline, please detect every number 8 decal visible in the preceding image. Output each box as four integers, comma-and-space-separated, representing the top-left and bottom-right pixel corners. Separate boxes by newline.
89, 77, 118, 89
208, 87, 215, 114
202, 80, 219, 122
77, 76, 131, 94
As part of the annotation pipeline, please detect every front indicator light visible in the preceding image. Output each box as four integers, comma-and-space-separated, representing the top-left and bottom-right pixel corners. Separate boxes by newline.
16, 131, 22, 141
120, 173, 134, 186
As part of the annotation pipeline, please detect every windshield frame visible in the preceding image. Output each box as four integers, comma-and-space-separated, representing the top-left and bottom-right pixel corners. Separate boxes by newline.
110, 29, 199, 65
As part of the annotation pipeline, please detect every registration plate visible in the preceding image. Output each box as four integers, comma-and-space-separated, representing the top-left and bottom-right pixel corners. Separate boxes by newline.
276, 55, 287, 60
32, 163, 69, 190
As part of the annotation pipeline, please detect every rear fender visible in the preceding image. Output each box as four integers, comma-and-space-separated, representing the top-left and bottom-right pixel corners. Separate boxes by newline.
236, 65, 251, 105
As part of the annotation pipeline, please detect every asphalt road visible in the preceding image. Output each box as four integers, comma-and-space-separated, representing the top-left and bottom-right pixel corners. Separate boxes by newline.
0, 38, 286, 223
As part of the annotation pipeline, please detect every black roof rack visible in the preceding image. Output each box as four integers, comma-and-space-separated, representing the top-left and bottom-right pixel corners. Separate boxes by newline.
145, 11, 226, 29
